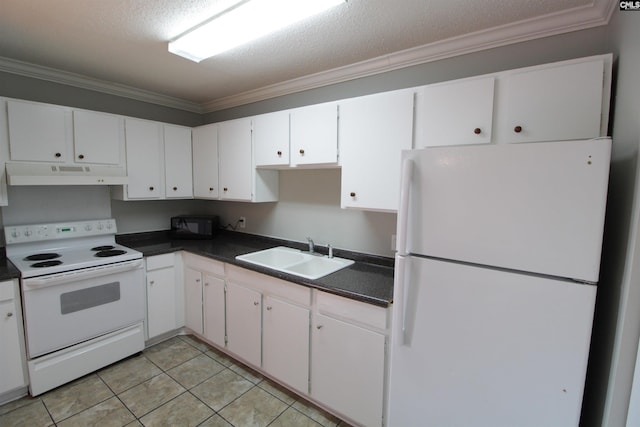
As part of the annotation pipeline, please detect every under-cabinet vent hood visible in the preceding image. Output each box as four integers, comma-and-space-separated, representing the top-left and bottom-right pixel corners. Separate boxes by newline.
5, 163, 128, 186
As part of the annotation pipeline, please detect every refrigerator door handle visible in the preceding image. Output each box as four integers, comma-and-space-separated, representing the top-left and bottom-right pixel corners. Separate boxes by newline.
394, 255, 415, 346
396, 157, 413, 256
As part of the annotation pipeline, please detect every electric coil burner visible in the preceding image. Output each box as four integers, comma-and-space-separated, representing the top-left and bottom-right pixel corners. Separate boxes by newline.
4, 219, 145, 396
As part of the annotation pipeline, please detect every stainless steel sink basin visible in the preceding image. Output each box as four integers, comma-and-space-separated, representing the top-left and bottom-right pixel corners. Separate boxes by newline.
235, 246, 354, 280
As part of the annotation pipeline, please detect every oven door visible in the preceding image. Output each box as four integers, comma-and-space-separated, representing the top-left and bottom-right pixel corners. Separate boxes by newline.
21, 259, 145, 358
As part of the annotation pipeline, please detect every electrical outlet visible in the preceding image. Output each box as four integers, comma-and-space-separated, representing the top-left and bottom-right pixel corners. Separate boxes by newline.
239, 216, 246, 229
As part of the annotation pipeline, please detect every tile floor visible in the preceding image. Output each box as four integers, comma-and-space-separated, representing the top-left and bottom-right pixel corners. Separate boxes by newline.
0, 335, 353, 427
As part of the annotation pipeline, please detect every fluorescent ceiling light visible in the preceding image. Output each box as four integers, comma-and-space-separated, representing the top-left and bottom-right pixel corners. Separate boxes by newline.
169, 0, 347, 63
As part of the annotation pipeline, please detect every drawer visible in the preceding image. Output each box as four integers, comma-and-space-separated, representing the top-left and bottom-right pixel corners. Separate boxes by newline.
0, 280, 16, 302
316, 290, 387, 330
182, 253, 224, 276
146, 253, 175, 271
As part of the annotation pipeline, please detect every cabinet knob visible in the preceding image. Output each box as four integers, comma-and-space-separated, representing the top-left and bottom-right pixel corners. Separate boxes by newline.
6, 312, 13, 318
266, 306, 272, 311
205, 282, 209, 286
299, 149, 305, 155
316, 325, 323, 329
196, 279, 200, 283
474, 128, 481, 135
209, 187, 214, 191
277, 150, 282, 156
514, 125, 523, 133
149, 186, 154, 191
173, 186, 178, 191
149, 280, 155, 285
55, 152, 62, 158
350, 192, 356, 198
254, 301, 260, 306
223, 187, 228, 192
78, 154, 85, 159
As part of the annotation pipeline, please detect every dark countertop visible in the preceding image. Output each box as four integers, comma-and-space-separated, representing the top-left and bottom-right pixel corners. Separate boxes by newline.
0, 250, 21, 281
117, 230, 395, 307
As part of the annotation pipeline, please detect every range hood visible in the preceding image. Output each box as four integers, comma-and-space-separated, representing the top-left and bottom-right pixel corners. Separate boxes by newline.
5, 163, 128, 186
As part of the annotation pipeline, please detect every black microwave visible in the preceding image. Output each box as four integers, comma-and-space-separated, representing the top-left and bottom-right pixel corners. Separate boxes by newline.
170, 215, 220, 239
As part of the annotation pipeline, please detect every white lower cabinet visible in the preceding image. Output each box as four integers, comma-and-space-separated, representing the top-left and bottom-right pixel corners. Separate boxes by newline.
311, 291, 388, 427
146, 254, 183, 340
263, 295, 310, 394
226, 281, 262, 367
184, 267, 204, 335
0, 279, 27, 398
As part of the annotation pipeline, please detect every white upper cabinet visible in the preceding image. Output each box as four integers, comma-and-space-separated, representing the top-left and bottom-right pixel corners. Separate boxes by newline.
73, 109, 124, 165
7, 99, 71, 163
290, 102, 339, 166
340, 89, 414, 212
192, 124, 219, 199
122, 118, 164, 199
164, 124, 193, 199
501, 57, 607, 143
218, 118, 253, 201
218, 117, 278, 202
254, 110, 290, 167
416, 77, 495, 148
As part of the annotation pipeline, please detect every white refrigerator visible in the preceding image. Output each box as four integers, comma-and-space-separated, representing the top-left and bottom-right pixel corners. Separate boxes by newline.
387, 139, 611, 427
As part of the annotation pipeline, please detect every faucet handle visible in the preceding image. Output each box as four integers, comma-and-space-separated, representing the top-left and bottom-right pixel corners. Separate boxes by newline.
328, 244, 333, 259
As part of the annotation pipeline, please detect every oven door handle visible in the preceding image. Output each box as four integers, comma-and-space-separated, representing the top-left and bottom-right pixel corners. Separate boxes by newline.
23, 259, 144, 288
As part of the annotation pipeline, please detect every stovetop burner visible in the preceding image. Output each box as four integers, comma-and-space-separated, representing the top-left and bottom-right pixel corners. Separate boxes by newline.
24, 253, 61, 261
91, 245, 115, 251
95, 249, 127, 258
31, 260, 63, 268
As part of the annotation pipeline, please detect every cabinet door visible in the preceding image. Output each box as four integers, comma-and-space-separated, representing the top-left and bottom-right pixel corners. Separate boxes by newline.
0, 281, 26, 394
263, 296, 310, 394
124, 118, 164, 199
73, 110, 123, 165
254, 110, 290, 166
164, 124, 193, 198
290, 102, 338, 166
340, 90, 414, 212
312, 313, 385, 427
416, 77, 494, 147
184, 267, 203, 335
226, 282, 261, 367
218, 118, 253, 201
7, 99, 70, 162
504, 59, 604, 143
203, 274, 226, 348
192, 124, 219, 199
146, 267, 177, 339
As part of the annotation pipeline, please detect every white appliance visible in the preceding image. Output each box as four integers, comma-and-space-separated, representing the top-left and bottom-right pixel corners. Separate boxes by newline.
387, 139, 611, 427
4, 219, 145, 396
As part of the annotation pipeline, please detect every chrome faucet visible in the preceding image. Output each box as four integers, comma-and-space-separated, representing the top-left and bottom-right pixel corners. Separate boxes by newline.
306, 237, 315, 253
328, 244, 333, 259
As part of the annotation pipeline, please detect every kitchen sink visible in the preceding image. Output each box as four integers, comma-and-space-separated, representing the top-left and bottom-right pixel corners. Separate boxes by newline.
235, 246, 354, 280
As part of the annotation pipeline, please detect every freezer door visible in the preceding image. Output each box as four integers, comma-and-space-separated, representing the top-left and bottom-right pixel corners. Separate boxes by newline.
399, 138, 610, 282
387, 255, 596, 427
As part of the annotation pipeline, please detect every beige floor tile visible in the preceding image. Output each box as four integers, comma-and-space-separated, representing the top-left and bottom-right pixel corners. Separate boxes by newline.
118, 373, 185, 418
138, 392, 214, 427
144, 336, 201, 371
204, 349, 235, 367
257, 380, 298, 405
269, 407, 324, 427
98, 354, 162, 394
167, 353, 225, 389
0, 400, 54, 427
198, 414, 233, 427
218, 386, 288, 427
55, 396, 135, 427
191, 369, 253, 411
292, 399, 341, 427
179, 334, 212, 352
228, 361, 263, 384
41, 374, 114, 422
0, 395, 41, 416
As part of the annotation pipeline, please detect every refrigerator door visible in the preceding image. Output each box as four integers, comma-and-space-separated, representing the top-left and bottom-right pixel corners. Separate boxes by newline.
398, 138, 611, 283
387, 255, 597, 427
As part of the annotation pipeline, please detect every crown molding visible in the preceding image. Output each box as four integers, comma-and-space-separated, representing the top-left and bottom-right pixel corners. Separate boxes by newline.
202, 0, 616, 112
0, 56, 204, 113
0, 0, 616, 114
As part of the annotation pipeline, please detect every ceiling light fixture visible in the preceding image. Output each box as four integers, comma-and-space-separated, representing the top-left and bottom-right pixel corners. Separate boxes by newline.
169, 0, 347, 63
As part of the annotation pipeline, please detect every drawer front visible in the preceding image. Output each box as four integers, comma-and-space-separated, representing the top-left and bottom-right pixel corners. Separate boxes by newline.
316, 290, 387, 330
146, 253, 175, 271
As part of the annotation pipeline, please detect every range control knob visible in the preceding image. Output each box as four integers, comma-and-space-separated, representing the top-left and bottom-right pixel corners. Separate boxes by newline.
85, 224, 93, 231
11, 230, 19, 238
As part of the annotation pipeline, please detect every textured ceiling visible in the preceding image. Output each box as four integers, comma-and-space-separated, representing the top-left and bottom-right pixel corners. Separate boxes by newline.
0, 0, 613, 111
